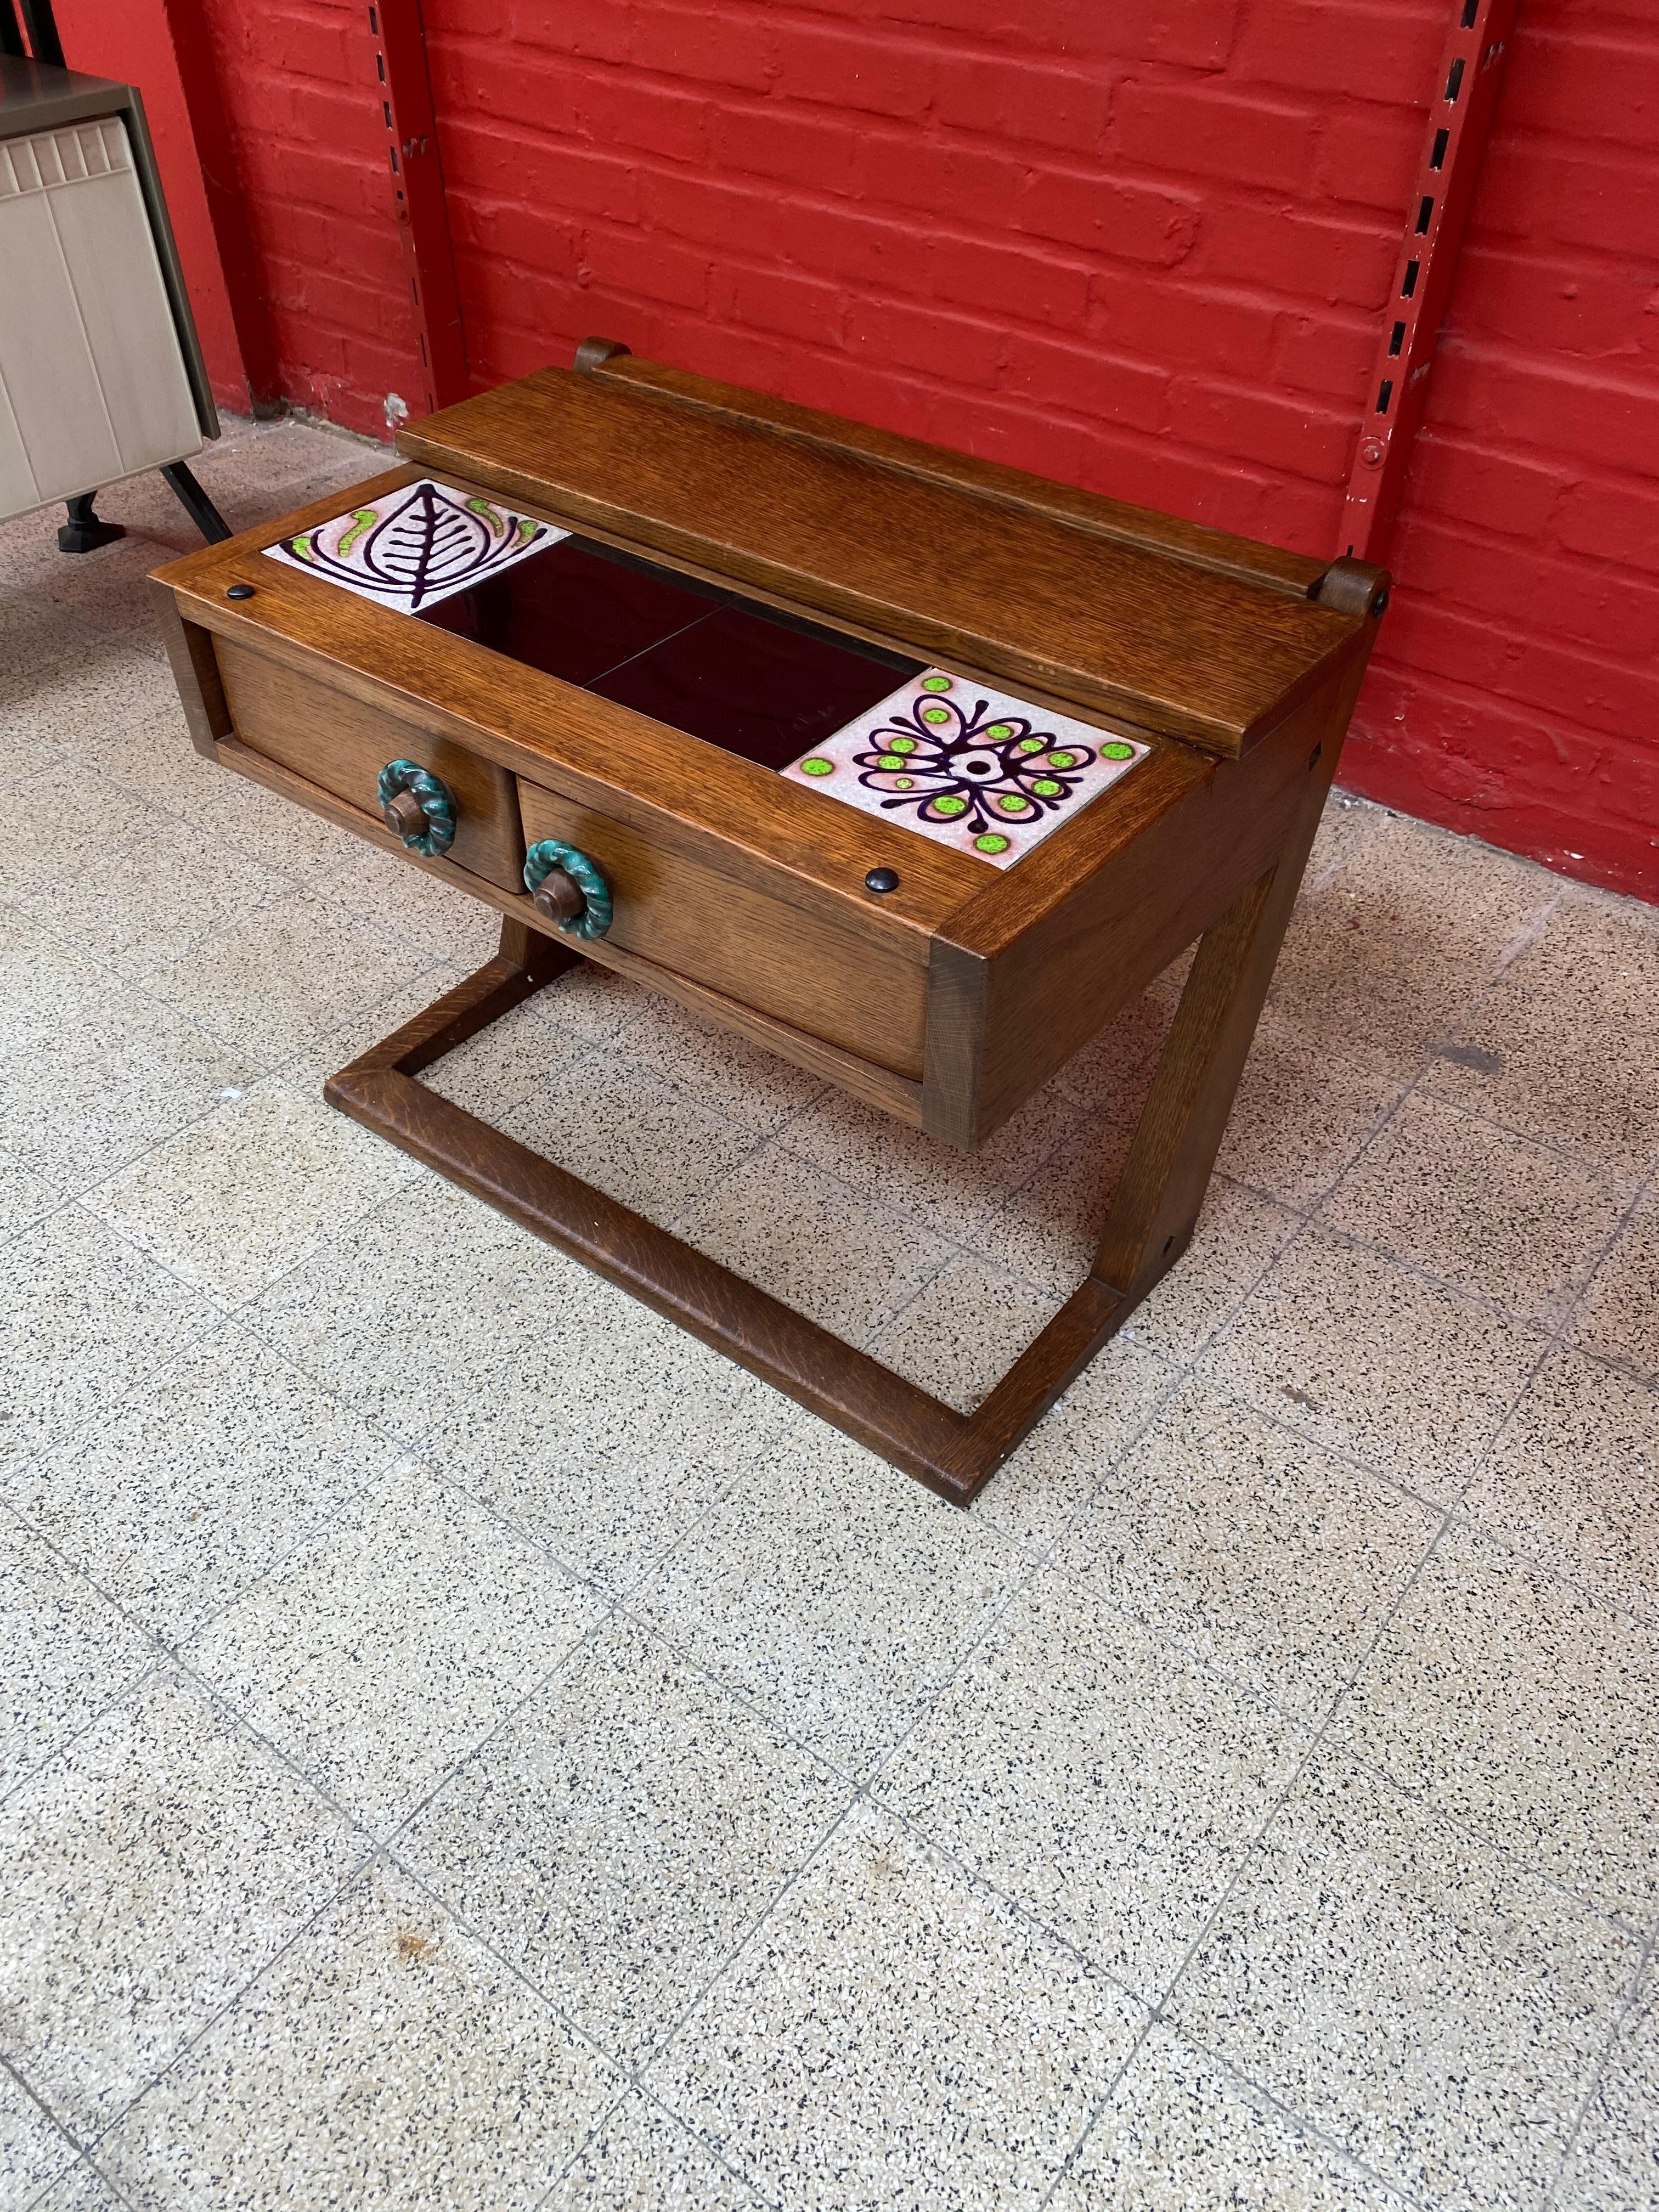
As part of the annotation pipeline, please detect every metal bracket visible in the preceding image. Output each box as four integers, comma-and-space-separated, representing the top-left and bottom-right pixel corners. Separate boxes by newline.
1339, 0, 1520, 564
366, 1, 469, 414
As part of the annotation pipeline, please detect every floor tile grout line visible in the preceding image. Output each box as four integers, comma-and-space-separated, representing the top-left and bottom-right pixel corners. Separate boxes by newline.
0, 1278, 427, 1620
1035, 2015, 1430, 2212
2, 1700, 387, 2166
1302, 1734, 1657, 1943
12, 832, 1649, 1627
1144, 1484, 1456, 2008
378, 1597, 878, 2101
1301, 1068, 1650, 1339
1, 2049, 91, 2207
0, 1508, 187, 1814
606, 1502, 1038, 1800
532, 2075, 773, 2212
61, 1843, 400, 2176
1137, 1476, 1654, 2172
1539, 1925, 1657, 2209
1526, 1163, 1658, 1372
1104, 1322, 1659, 1651
35, 1533, 634, 2138
13, 646, 1659, 2212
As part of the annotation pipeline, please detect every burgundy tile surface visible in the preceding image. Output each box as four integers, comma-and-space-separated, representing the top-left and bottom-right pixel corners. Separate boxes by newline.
418, 537, 718, 687
590, 601, 919, 771
425, 533, 919, 771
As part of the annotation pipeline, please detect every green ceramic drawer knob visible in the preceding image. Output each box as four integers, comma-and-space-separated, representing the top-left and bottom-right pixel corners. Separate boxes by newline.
523, 839, 612, 940
377, 759, 456, 857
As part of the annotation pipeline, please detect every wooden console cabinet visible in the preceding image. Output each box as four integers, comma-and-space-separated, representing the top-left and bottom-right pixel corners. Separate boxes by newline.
151, 341, 1386, 1504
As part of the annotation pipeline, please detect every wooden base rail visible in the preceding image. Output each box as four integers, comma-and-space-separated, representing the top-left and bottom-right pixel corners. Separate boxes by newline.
324, 795, 1307, 1505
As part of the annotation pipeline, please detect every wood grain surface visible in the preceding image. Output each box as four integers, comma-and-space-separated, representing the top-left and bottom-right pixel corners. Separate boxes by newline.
517, 775, 928, 1076
212, 735, 926, 1125
218, 635, 527, 890
400, 364, 1369, 756
578, 342, 1333, 600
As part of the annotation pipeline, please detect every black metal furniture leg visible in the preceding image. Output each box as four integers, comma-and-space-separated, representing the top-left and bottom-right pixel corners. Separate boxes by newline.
57, 493, 126, 555
160, 462, 232, 544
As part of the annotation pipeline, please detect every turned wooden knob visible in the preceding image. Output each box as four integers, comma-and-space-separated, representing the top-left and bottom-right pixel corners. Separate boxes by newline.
532, 865, 588, 927
383, 788, 430, 842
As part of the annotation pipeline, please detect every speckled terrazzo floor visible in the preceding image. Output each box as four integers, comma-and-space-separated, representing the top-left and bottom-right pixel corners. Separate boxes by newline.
2, 413, 1657, 2212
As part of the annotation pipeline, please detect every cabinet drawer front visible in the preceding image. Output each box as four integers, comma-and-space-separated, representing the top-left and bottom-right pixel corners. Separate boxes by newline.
215, 636, 525, 890
517, 778, 927, 1078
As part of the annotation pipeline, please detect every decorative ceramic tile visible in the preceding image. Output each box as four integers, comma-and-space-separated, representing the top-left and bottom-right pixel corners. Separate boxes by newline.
263, 480, 563, 613
782, 668, 1148, 868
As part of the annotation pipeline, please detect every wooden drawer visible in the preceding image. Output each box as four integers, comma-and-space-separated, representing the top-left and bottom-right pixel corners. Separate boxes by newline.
517, 776, 928, 1078
215, 635, 525, 890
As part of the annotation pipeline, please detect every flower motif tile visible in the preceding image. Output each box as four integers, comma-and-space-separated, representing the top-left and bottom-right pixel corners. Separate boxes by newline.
782, 668, 1149, 868
263, 479, 563, 612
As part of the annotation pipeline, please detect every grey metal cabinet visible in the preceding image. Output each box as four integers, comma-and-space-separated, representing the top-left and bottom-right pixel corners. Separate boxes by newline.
0, 55, 222, 539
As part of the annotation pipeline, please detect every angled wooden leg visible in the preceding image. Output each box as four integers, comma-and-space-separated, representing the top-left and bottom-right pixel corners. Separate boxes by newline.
1094, 766, 1330, 1305
323, 788, 1328, 1508
933, 758, 1336, 1501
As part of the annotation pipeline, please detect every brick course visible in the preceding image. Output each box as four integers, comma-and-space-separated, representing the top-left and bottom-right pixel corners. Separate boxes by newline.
190, 0, 1659, 898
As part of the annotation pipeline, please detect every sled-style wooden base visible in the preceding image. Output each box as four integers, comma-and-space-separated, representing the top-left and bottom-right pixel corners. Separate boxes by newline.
325, 834, 1300, 1506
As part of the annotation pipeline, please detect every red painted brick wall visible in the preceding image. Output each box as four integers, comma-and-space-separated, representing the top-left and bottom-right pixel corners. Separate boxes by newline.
190, 0, 1659, 901
1345, 1, 1659, 900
